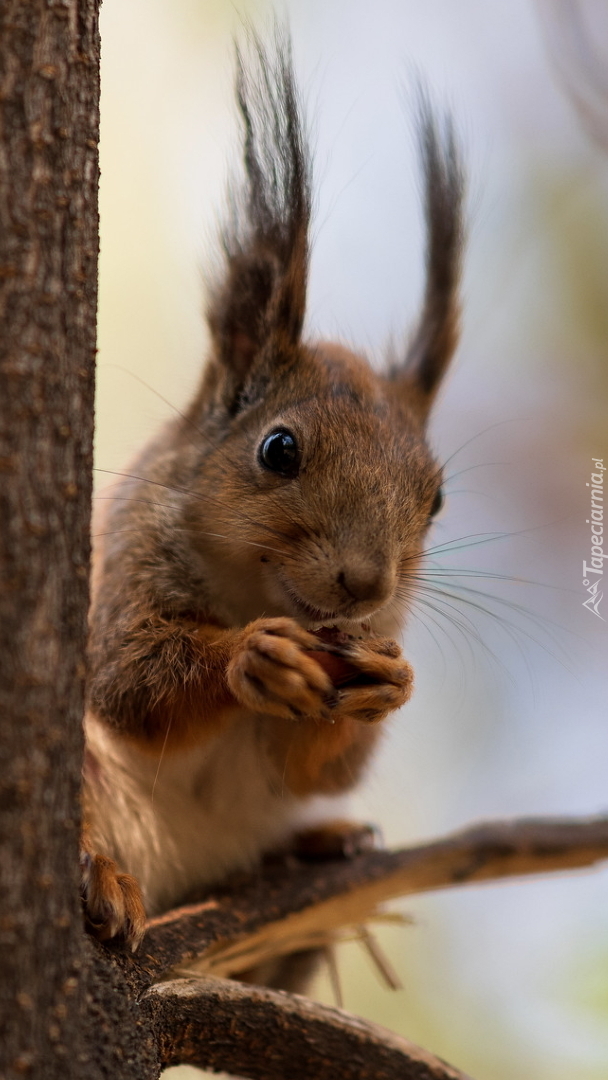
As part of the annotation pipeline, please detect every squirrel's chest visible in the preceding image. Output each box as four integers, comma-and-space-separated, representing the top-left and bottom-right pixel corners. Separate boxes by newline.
85, 715, 322, 915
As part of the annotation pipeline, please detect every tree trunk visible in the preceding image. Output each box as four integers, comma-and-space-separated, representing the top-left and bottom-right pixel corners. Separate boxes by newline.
0, 2, 99, 1074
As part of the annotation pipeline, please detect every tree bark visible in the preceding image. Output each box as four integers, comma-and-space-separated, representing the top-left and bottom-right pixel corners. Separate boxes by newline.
0, 2, 99, 1074
147, 976, 472, 1080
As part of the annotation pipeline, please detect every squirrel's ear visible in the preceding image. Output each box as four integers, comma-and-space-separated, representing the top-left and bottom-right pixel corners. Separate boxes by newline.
207, 29, 310, 406
389, 94, 465, 415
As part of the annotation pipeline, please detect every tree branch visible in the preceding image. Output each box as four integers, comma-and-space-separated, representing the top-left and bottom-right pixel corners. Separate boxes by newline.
146, 975, 472, 1080
138, 813, 608, 982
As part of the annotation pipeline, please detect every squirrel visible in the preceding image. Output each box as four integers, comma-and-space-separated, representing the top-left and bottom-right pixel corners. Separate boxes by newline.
80, 30, 464, 958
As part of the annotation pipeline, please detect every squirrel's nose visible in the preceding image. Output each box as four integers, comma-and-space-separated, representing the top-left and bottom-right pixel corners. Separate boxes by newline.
337, 564, 394, 606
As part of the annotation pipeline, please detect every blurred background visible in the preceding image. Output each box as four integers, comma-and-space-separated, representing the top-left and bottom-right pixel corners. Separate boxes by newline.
96, 1, 608, 1077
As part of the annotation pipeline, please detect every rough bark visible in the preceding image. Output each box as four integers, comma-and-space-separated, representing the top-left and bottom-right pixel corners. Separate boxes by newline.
0, 2, 99, 1075
147, 976, 472, 1080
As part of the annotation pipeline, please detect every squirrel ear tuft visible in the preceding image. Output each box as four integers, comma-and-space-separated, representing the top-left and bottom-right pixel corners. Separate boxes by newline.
206, 28, 310, 402
390, 92, 465, 413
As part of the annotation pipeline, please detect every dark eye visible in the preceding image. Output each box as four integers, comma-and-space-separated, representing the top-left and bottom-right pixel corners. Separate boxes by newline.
258, 429, 300, 478
430, 487, 444, 518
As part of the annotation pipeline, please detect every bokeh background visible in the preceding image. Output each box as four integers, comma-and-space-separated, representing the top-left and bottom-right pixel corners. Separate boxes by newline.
96, 2, 608, 1077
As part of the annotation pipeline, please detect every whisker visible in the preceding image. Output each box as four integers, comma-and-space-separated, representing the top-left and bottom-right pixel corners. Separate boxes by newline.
405, 574, 573, 638
93, 525, 283, 555
95, 467, 295, 548
412, 565, 578, 599
101, 363, 220, 454
402, 585, 526, 683
94, 494, 292, 556
94, 495, 182, 512
386, 595, 451, 680
401, 582, 501, 651
405, 529, 515, 562
443, 461, 506, 485
438, 418, 521, 476
405, 515, 566, 563
401, 586, 509, 677
151, 719, 173, 806
398, 575, 574, 675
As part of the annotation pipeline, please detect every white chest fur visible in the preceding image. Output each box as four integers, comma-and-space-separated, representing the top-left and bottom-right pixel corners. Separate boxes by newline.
84, 715, 337, 915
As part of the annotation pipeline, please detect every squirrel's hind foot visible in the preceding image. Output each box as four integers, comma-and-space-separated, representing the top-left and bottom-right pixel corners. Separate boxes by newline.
292, 819, 382, 861
80, 848, 146, 953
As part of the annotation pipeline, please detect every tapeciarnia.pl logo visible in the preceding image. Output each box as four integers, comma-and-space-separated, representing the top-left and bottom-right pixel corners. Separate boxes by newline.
582, 458, 605, 620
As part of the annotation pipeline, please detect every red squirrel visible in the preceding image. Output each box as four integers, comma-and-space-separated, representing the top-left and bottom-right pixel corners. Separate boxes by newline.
81, 31, 464, 954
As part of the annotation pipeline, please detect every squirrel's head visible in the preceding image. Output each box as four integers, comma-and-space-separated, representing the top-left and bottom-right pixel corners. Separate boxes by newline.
177, 30, 464, 634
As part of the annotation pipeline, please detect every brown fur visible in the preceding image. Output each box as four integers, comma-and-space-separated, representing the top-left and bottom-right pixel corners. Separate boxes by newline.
82, 29, 465, 950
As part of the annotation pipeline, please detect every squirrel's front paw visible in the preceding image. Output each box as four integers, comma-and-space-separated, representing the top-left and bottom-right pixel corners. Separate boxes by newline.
81, 849, 146, 952
227, 617, 334, 719
325, 636, 414, 724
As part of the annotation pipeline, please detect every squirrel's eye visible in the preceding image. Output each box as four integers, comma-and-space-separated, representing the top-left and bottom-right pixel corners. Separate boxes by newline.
430, 487, 444, 518
259, 429, 300, 478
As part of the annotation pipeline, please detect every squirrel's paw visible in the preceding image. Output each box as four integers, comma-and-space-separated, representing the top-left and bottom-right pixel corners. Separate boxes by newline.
227, 617, 334, 720
292, 819, 382, 860
328, 636, 414, 724
81, 849, 146, 952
